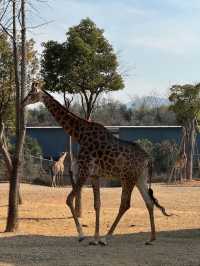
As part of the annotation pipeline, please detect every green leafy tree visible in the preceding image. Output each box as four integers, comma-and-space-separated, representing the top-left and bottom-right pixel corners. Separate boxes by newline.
136, 138, 178, 177
41, 17, 124, 119
24, 136, 42, 158
153, 140, 178, 175
27, 105, 58, 126
169, 83, 200, 180
0, 0, 39, 231
136, 139, 154, 155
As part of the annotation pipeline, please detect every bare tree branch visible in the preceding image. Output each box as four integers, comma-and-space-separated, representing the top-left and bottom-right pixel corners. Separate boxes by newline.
0, 0, 12, 22
0, 21, 13, 38
63, 90, 73, 109
27, 20, 54, 29
0, 121, 13, 175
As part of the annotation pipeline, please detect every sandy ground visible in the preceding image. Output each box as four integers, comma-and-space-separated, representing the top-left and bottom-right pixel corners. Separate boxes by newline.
0, 182, 200, 266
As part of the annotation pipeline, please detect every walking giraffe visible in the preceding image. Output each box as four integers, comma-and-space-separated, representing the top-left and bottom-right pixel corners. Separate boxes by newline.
23, 82, 171, 245
51, 152, 68, 187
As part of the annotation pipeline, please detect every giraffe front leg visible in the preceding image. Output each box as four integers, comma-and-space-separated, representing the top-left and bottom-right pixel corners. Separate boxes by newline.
52, 175, 56, 187
89, 177, 101, 246
66, 175, 87, 242
58, 172, 61, 187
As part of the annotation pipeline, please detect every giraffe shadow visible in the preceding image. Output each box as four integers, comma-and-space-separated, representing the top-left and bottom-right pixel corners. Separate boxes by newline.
0, 229, 199, 266
19, 217, 67, 221
161, 184, 200, 188
0, 217, 67, 222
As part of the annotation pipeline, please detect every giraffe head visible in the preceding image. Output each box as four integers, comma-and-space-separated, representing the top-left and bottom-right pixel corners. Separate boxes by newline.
60, 151, 67, 157
22, 82, 44, 107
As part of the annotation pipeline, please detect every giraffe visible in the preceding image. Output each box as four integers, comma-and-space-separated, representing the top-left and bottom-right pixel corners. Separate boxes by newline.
168, 134, 187, 183
170, 151, 187, 183
23, 82, 171, 245
51, 152, 68, 187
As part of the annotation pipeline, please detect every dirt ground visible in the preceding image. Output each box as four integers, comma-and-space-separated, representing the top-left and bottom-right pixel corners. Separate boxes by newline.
0, 182, 200, 266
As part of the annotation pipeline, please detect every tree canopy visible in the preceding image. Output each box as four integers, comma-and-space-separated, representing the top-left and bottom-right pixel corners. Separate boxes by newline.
41, 17, 124, 119
0, 33, 39, 129
169, 83, 200, 180
169, 83, 200, 123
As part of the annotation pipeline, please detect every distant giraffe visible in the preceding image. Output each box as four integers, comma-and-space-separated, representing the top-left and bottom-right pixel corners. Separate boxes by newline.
170, 151, 187, 183
23, 82, 171, 246
51, 152, 67, 187
168, 134, 187, 183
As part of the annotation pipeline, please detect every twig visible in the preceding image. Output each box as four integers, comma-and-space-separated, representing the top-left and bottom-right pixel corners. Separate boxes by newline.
0, 22, 13, 39
27, 20, 54, 29
0, 0, 12, 22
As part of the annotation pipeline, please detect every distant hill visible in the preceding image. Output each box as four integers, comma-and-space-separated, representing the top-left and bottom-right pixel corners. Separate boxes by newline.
126, 96, 170, 109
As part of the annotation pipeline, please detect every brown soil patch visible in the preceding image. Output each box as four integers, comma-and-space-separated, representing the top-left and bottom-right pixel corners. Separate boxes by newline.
0, 182, 200, 266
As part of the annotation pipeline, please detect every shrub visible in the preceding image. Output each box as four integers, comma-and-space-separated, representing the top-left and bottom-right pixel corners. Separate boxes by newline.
136, 138, 178, 176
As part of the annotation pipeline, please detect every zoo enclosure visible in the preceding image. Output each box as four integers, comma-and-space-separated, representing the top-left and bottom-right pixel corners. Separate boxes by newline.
0, 126, 200, 185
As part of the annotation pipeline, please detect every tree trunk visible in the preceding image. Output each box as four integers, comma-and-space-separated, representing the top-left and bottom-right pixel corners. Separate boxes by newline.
18, 188, 23, 205
6, 0, 26, 231
5, 0, 20, 232
5, 161, 20, 231
19, 0, 27, 204
185, 119, 196, 180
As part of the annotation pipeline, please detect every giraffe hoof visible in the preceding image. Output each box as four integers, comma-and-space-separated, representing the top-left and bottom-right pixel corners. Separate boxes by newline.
145, 241, 153, 245
99, 238, 107, 246
89, 240, 99, 246
82, 224, 88, 227
78, 236, 86, 242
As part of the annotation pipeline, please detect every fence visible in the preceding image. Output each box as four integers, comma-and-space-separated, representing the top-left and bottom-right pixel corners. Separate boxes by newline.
0, 154, 72, 186
0, 153, 200, 186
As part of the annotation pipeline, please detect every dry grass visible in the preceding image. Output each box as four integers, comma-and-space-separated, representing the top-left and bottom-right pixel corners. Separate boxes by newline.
0, 182, 200, 266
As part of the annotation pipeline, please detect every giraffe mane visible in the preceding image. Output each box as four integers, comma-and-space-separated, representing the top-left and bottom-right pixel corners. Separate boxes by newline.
42, 89, 105, 128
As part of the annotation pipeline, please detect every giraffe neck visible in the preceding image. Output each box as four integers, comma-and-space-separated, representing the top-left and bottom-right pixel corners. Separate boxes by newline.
41, 90, 88, 142
59, 153, 67, 163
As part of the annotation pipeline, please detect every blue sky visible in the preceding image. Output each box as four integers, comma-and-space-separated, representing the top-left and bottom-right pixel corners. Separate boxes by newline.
28, 0, 200, 103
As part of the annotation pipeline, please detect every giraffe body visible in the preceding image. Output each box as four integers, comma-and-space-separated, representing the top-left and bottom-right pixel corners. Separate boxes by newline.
80, 140, 149, 180
23, 82, 170, 245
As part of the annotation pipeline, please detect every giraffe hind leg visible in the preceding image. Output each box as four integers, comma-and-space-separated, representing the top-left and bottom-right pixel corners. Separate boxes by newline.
136, 176, 156, 243
101, 179, 135, 245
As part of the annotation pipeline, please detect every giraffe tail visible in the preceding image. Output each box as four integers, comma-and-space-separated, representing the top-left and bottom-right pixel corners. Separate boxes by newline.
147, 160, 153, 185
148, 188, 173, 217
147, 160, 173, 217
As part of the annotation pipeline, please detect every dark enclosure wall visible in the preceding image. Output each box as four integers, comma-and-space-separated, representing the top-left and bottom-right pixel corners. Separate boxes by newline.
119, 126, 182, 143
26, 127, 70, 160
26, 126, 200, 159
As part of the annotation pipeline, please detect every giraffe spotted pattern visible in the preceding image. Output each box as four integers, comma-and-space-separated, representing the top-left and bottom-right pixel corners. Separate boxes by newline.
23, 82, 170, 246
